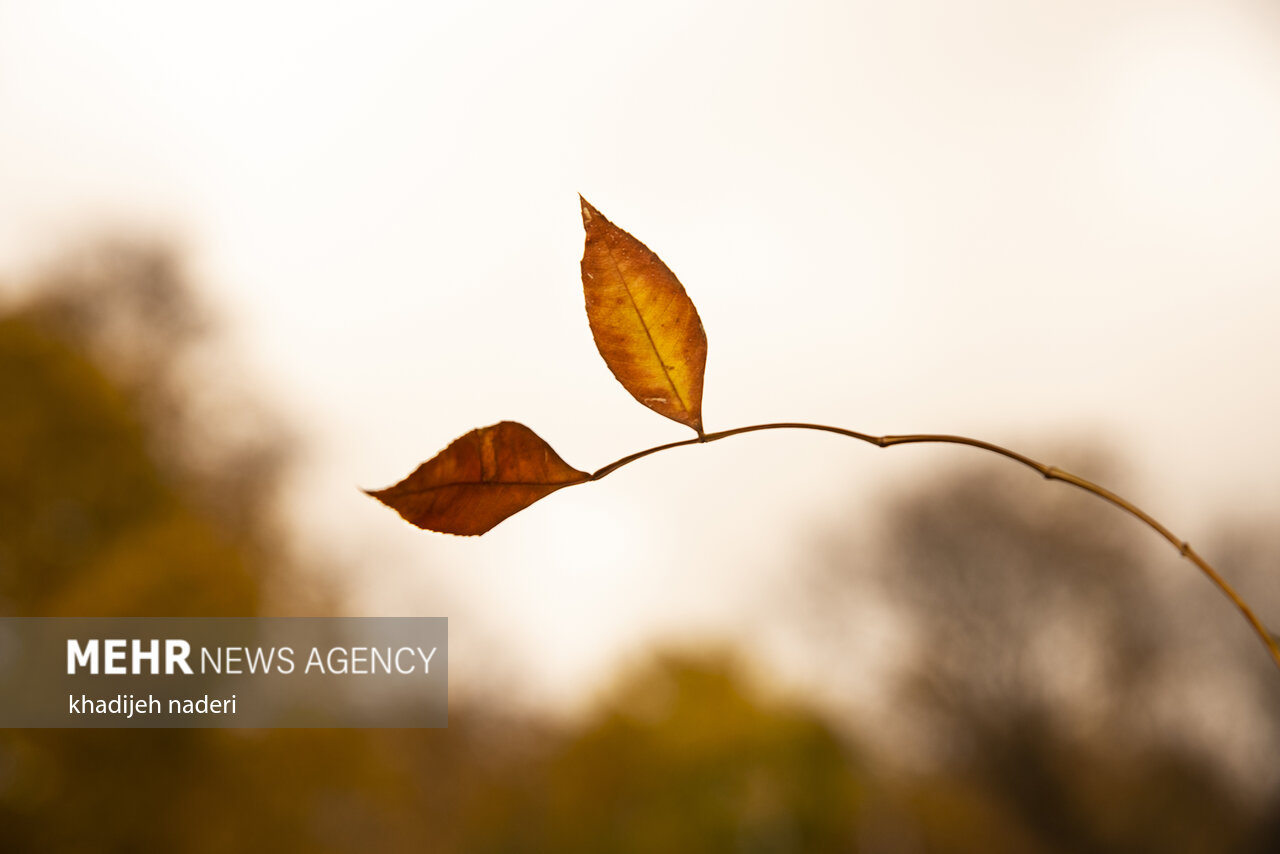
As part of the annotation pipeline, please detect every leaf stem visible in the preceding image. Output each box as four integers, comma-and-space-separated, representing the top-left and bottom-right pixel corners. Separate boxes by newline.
588, 421, 1280, 673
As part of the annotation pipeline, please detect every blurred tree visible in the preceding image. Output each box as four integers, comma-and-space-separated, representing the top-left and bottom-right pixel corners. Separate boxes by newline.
798, 454, 1280, 853
0, 240, 871, 852
0, 241, 290, 616
459, 652, 864, 853
0, 241, 425, 851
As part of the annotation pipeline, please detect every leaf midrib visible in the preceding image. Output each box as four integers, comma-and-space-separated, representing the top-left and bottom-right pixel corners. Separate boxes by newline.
601, 237, 690, 416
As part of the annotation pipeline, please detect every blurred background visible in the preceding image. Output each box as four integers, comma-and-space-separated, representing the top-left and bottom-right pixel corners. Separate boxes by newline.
3, 0, 1280, 849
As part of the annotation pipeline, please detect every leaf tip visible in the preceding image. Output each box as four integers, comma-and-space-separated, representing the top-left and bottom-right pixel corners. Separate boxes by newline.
362, 484, 402, 518
579, 195, 600, 228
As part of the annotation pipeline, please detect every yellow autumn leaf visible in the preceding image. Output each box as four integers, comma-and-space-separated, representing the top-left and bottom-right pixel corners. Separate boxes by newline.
579, 197, 708, 435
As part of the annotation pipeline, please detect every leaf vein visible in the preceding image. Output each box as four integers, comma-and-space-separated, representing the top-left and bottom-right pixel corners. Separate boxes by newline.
602, 240, 690, 415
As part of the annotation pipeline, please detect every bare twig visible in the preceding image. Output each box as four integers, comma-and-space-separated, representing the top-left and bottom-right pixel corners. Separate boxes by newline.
589, 421, 1280, 673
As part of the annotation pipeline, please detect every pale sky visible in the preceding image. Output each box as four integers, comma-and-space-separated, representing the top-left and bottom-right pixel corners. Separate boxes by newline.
3, 0, 1279, 713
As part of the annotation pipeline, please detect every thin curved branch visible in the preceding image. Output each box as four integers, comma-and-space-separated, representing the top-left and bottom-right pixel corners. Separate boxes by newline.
588, 421, 1280, 673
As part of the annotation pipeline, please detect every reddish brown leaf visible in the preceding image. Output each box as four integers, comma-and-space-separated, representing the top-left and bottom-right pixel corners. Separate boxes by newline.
580, 197, 708, 435
366, 421, 589, 536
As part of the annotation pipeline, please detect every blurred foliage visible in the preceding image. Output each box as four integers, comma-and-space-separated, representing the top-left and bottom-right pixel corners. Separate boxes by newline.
463, 654, 862, 852
0, 241, 861, 851
0, 243, 285, 616
3, 239, 1278, 851
801, 455, 1280, 853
